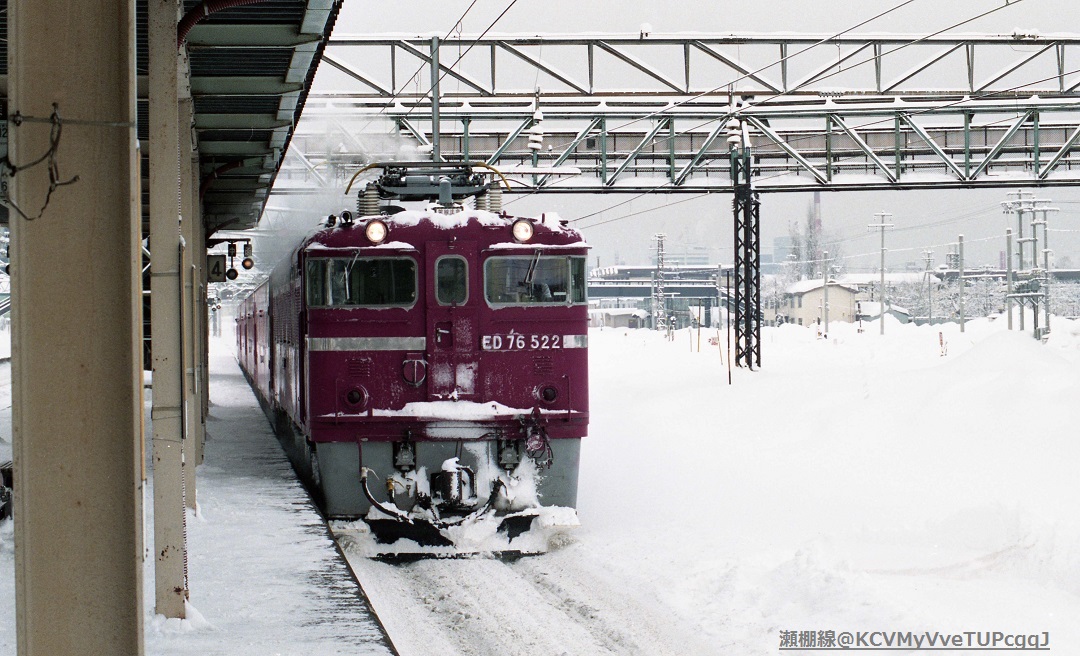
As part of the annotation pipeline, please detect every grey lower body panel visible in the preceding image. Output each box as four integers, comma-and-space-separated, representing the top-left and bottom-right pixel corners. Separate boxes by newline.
315, 438, 581, 519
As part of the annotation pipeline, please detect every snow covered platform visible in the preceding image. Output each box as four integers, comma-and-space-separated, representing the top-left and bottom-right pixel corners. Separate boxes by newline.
0, 346, 394, 655
143, 344, 394, 655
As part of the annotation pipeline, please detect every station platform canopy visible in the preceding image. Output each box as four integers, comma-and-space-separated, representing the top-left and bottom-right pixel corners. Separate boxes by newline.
1, 0, 342, 234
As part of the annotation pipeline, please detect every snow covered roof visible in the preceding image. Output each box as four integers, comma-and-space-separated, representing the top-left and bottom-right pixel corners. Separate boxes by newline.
590, 308, 648, 318
858, 301, 911, 317
839, 272, 929, 285
787, 279, 860, 295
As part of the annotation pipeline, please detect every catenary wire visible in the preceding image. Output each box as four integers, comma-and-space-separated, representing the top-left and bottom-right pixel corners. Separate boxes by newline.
537, 0, 1030, 221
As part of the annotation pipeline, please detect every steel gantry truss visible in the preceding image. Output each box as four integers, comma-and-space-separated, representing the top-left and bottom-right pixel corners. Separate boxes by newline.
286, 33, 1080, 193
279, 32, 1080, 367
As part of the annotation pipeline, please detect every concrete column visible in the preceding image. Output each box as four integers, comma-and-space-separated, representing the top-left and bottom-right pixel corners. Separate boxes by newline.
149, 0, 188, 619
179, 96, 199, 510
9, 1, 144, 654
192, 157, 208, 469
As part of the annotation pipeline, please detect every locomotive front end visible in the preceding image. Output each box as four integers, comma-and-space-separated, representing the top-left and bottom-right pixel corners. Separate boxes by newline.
297, 191, 588, 551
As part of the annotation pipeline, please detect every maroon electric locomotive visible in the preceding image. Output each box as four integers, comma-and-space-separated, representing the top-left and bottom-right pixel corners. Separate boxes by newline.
237, 164, 589, 546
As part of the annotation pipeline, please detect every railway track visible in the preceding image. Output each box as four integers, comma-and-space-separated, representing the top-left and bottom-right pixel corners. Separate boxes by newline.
336, 533, 718, 656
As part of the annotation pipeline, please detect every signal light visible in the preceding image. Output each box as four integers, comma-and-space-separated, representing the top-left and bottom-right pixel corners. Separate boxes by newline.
241, 257, 255, 270
226, 268, 239, 280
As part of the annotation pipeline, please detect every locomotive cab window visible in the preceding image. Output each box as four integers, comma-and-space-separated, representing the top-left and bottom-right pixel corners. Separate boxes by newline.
305, 256, 417, 307
436, 256, 468, 305
484, 255, 587, 306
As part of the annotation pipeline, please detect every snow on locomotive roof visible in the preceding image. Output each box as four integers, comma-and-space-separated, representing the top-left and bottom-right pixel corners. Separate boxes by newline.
305, 241, 417, 251
486, 242, 590, 250
378, 209, 507, 228
375, 209, 577, 234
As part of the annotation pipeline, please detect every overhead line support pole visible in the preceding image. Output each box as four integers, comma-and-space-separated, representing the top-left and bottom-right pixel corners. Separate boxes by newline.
430, 36, 441, 162
731, 137, 760, 369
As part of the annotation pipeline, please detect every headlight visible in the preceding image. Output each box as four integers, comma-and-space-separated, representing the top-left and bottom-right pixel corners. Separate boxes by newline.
365, 219, 388, 244
512, 219, 534, 242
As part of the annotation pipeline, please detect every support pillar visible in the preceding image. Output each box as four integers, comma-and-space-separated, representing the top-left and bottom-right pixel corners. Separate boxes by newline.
192, 158, 208, 470
149, 0, 188, 619
9, 0, 144, 653
179, 96, 199, 510
731, 145, 761, 369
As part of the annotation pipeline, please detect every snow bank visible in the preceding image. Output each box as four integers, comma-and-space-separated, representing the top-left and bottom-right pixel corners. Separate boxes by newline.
578, 316, 1080, 651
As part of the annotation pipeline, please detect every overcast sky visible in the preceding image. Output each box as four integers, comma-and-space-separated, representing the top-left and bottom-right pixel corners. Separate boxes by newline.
310, 0, 1080, 271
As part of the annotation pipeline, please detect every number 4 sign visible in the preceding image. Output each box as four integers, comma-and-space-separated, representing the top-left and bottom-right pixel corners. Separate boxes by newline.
207, 254, 226, 283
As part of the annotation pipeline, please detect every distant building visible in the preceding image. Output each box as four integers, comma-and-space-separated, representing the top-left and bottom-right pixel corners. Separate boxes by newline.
588, 308, 648, 329
855, 301, 912, 324
765, 279, 859, 327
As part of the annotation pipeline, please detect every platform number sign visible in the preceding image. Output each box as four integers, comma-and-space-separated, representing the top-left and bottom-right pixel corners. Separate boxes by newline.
207, 254, 227, 283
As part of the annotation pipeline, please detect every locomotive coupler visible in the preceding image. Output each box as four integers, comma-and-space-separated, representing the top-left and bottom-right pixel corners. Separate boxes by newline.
430, 459, 476, 511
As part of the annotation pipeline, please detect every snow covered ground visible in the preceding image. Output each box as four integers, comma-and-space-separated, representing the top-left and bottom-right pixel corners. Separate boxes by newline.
2, 313, 1080, 654
572, 313, 1080, 653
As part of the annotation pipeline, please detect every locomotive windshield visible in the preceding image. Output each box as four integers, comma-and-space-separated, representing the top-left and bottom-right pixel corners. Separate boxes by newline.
484, 255, 586, 306
306, 256, 417, 307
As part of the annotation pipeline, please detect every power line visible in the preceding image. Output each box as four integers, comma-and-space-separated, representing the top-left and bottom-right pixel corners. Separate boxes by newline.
399, 0, 521, 123
536, 1, 1031, 226
590, 0, 921, 136
350, 0, 482, 135
567, 0, 1026, 178
506, 0, 922, 211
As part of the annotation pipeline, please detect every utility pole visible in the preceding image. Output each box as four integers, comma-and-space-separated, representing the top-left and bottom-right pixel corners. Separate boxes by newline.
868, 211, 894, 335
923, 249, 934, 324
958, 235, 965, 333
1006, 229, 1014, 330
653, 233, 667, 331
822, 250, 829, 333
1033, 203, 1058, 337
1002, 190, 1035, 331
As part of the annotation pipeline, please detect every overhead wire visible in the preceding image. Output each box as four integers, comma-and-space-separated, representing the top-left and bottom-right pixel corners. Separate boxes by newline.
397, 0, 520, 123
539, 0, 1030, 221
576, 57, 1080, 233
350, 0, 482, 135
503, 0, 923, 210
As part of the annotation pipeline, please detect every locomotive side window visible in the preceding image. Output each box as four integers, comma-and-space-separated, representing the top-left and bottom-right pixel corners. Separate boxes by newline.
305, 257, 417, 307
484, 255, 587, 306
436, 256, 468, 305
305, 258, 327, 306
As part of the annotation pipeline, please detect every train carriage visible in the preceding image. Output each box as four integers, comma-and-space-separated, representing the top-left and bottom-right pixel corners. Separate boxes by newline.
237, 165, 589, 548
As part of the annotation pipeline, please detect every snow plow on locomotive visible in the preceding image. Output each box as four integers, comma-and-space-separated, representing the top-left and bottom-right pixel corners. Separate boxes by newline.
236, 164, 589, 551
